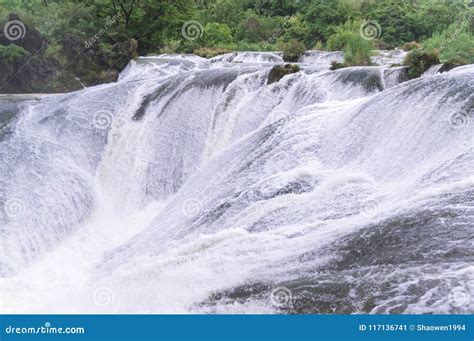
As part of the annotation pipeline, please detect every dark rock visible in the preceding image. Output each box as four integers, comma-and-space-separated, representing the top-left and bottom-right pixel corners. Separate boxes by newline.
267, 64, 300, 84
330, 61, 349, 70
403, 49, 440, 79
439, 57, 468, 73
0, 54, 63, 93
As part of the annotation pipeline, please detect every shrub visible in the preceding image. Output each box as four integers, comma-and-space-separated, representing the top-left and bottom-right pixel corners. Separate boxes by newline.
403, 49, 440, 79
277, 39, 305, 62
193, 47, 232, 58
313, 41, 324, 50
0, 44, 30, 63
400, 41, 422, 51
422, 23, 474, 63
343, 34, 373, 66
204, 22, 233, 47
327, 21, 373, 66
160, 40, 181, 54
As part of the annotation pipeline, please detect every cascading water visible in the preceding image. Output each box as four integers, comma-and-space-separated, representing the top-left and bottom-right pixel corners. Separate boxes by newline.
0, 51, 472, 314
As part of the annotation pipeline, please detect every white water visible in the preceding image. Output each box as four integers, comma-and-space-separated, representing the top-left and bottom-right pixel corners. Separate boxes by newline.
299, 49, 408, 66
0, 51, 473, 314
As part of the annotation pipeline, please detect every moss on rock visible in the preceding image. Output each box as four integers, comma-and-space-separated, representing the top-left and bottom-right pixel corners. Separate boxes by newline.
439, 57, 468, 73
267, 64, 300, 84
194, 48, 233, 58
330, 61, 349, 70
400, 41, 422, 51
403, 49, 440, 79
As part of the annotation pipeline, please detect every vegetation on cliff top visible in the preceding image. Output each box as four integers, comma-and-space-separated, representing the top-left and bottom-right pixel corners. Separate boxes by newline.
0, 0, 472, 92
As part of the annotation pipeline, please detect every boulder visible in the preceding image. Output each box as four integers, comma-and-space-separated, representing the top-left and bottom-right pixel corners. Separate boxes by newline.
267, 64, 300, 84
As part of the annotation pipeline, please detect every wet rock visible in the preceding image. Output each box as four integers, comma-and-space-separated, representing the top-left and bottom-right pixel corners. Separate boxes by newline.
439, 57, 468, 73
267, 64, 300, 84
403, 49, 440, 79
330, 61, 349, 70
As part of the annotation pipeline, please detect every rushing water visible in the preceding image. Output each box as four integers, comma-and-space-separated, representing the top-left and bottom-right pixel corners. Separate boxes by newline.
0, 51, 473, 314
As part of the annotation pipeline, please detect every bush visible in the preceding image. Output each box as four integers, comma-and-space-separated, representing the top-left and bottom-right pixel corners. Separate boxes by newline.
193, 47, 232, 58
327, 21, 373, 66
400, 41, 422, 51
0, 44, 30, 63
343, 34, 373, 66
422, 23, 474, 63
403, 49, 440, 79
277, 39, 305, 62
204, 22, 233, 47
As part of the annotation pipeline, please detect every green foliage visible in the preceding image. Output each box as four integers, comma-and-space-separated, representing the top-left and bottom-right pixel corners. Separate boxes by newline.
400, 41, 422, 51
303, 0, 357, 44
203, 22, 233, 47
327, 21, 374, 66
277, 39, 305, 62
344, 34, 373, 66
193, 47, 232, 58
0, 44, 30, 63
0, 0, 472, 92
439, 57, 469, 73
403, 49, 440, 79
279, 14, 310, 45
423, 22, 474, 63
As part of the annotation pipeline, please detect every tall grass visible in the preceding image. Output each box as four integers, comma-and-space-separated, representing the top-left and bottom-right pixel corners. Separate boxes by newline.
326, 21, 374, 66
423, 22, 474, 63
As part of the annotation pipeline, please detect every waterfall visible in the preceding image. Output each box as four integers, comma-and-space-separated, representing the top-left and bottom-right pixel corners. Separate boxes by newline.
0, 52, 472, 314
